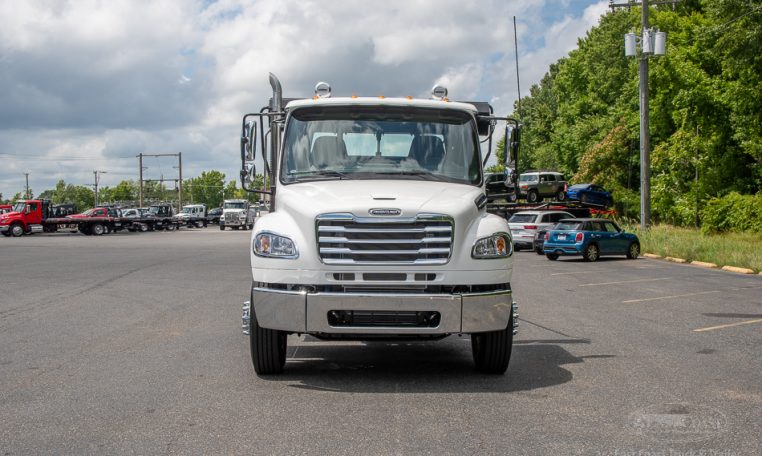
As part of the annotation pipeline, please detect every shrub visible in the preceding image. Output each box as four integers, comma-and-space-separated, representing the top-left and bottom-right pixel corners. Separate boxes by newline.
700, 192, 762, 234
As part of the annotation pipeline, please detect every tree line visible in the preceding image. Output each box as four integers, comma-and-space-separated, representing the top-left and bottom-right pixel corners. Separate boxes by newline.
503, 0, 760, 227
1, 170, 266, 211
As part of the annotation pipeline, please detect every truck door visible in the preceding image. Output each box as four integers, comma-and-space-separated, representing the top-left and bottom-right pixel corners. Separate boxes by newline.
26, 202, 42, 224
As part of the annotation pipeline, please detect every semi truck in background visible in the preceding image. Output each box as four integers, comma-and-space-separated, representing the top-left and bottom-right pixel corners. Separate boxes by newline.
175, 204, 208, 228
237, 74, 521, 375
219, 199, 255, 230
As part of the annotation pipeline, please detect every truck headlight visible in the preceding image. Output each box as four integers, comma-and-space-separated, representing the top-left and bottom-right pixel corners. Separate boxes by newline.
472, 233, 512, 259
253, 232, 298, 258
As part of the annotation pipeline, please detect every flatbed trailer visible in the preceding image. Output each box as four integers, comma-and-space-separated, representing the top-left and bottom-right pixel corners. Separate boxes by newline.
486, 200, 615, 220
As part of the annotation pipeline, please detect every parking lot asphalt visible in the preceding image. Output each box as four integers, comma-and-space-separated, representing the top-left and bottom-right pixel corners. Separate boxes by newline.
1, 229, 760, 455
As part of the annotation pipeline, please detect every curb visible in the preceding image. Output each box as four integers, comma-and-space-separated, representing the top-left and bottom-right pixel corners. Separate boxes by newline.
665, 256, 687, 264
643, 252, 757, 275
721, 265, 754, 274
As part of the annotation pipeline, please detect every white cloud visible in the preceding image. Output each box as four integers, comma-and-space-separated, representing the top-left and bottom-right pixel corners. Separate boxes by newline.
0, 0, 609, 198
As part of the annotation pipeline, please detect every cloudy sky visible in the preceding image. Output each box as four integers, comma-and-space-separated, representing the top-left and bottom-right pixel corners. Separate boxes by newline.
0, 0, 609, 199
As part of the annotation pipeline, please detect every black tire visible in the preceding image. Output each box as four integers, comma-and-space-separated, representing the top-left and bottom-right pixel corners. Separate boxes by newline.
535, 248, 544, 255
195, 220, 204, 228
556, 190, 566, 201
219, 224, 225, 231
527, 190, 540, 203
91, 223, 105, 236
166, 224, 176, 232
583, 243, 599, 262
513, 245, 521, 252
250, 304, 287, 375
471, 314, 513, 374
546, 253, 559, 261
10, 223, 24, 237
233, 226, 240, 230
140, 224, 148, 232
626, 242, 640, 259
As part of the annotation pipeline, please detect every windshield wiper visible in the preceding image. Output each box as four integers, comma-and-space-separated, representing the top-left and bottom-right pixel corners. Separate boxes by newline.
373, 171, 445, 181
289, 170, 352, 181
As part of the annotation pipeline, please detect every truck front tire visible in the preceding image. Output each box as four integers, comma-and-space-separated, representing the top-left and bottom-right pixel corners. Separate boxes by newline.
250, 309, 287, 375
471, 314, 513, 374
10, 223, 24, 237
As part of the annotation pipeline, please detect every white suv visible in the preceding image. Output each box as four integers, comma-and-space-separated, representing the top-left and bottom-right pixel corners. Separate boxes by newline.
508, 210, 574, 250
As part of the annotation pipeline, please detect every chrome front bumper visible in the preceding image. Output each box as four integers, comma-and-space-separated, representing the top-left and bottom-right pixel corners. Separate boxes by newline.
242, 287, 518, 336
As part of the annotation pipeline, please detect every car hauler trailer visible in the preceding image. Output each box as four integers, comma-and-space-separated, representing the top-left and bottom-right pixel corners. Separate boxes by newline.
237, 74, 521, 375
0, 200, 129, 236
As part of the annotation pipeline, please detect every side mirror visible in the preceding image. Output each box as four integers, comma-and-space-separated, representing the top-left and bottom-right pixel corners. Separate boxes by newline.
241, 120, 257, 162
241, 162, 257, 186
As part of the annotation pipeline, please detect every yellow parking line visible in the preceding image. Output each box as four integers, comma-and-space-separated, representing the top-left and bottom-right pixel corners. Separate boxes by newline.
623, 290, 721, 303
693, 318, 762, 333
579, 277, 671, 287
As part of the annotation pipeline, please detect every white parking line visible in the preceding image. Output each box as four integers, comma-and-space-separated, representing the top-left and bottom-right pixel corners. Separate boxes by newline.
579, 277, 671, 287
693, 318, 762, 333
623, 290, 721, 303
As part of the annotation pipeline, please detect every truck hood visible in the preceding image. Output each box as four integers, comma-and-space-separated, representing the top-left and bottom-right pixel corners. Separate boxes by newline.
276, 180, 483, 220
0, 211, 22, 222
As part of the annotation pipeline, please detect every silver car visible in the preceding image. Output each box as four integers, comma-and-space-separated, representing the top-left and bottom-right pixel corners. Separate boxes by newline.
508, 210, 574, 250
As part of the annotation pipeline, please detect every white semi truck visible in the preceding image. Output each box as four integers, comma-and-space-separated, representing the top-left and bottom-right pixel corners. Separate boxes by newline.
239, 74, 520, 375
220, 199, 255, 230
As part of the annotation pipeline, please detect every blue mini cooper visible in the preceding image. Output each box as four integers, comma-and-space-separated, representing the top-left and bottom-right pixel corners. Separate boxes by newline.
543, 218, 640, 261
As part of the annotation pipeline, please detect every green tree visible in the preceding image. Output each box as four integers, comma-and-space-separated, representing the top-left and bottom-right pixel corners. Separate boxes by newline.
184, 170, 225, 208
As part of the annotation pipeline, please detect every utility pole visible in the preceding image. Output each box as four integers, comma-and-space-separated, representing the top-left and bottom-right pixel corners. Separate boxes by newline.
138, 153, 181, 208
178, 152, 183, 213
612, 0, 675, 230
639, 0, 651, 230
138, 153, 144, 208
24, 173, 30, 199
93, 170, 107, 206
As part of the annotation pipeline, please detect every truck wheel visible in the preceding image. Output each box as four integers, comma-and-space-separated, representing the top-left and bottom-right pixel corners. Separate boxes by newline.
91, 223, 105, 236
219, 224, 225, 231
626, 242, 640, 259
583, 243, 599, 262
10, 223, 24, 237
195, 221, 203, 228
233, 226, 240, 230
250, 307, 287, 375
535, 247, 544, 255
546, 253, 559, 261
471, 314, 513, 374
166, 224, 176, 231
556, 190, 566, 201
527, 190, 540, 203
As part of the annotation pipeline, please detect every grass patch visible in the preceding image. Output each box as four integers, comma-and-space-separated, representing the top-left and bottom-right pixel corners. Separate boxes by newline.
625, 224, 762, 272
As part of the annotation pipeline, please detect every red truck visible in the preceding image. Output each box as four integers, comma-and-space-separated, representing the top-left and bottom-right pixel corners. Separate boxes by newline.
0, 204, 12, 215
0, 199, 127, 237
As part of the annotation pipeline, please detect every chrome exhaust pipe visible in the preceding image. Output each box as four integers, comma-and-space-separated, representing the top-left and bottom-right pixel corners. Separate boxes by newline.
269, 72, 283, 112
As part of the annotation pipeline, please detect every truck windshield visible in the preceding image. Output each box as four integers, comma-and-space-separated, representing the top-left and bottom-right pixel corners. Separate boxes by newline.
12, 202, 25, 212
224, 202, 246, 209
281, 106, 481, 185
180, 207, 193, 213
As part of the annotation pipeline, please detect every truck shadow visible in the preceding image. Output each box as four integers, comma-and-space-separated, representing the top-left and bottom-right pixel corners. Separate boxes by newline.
265, 337, 607, 394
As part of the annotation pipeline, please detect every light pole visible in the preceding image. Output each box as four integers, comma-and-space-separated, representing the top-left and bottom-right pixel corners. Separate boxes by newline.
24, 173, 30, 199
616, 0, 668, 230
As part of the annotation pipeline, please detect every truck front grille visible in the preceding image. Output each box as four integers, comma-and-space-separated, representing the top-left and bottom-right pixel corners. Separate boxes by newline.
327, 310, 441, 328
316, 213, 453, 265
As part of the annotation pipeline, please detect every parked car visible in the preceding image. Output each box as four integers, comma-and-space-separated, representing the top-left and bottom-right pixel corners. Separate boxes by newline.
207, 207, 222, 224
507, 210, 574, 251
517, 171, 567, 203
566, 184, 613, 208
484, 171, 517, 202
123, 208, 148, 232
543, 218, 640, 262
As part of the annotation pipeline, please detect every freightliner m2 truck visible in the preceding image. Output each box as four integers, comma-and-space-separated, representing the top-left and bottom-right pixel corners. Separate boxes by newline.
239, 74, 520, 375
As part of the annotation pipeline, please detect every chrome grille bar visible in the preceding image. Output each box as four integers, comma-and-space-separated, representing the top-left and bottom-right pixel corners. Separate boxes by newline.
316, 213, 453, 265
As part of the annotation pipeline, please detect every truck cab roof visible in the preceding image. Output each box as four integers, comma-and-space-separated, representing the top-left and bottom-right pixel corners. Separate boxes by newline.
285, 97, 480, 114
